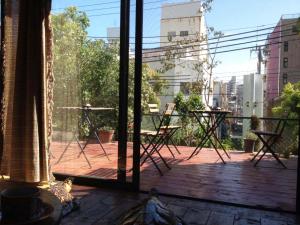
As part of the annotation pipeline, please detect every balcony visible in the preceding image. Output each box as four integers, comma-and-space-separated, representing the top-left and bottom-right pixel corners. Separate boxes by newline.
50, 116, 298, 212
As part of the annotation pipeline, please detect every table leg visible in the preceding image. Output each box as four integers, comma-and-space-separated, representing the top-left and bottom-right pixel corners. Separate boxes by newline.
188, 114, 212, 159
75, 135, 92, 168
82, 110, 110, 160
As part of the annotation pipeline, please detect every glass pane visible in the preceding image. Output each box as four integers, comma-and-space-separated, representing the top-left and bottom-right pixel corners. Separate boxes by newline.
50, 0, 129, 181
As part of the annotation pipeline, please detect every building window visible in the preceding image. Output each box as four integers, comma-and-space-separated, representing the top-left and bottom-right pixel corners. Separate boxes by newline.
180, 31, 189, 37
284, 41, 288, 52
167, 31, 176, 42
283, 73, 288, 84
283, 57, 288, 68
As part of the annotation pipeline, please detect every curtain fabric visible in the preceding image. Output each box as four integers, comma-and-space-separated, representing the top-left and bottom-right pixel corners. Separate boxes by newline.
0, 0, 53, 183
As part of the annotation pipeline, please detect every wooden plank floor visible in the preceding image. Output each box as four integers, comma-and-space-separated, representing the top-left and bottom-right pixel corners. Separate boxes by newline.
50, 141, 297, 212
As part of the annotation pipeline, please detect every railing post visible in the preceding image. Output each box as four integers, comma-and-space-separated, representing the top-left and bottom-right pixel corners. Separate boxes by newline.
296, 116, 300, 217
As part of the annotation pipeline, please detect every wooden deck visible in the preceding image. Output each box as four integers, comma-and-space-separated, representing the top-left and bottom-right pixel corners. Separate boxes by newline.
50, 141, 297, 212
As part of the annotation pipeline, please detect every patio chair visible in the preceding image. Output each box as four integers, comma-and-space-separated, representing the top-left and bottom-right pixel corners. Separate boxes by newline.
140, 103, 178, 175
147, 103, 181, 157
250, 115, 288, 168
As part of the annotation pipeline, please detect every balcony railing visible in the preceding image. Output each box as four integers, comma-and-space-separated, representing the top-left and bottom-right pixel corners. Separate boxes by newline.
141, 114, 299, 158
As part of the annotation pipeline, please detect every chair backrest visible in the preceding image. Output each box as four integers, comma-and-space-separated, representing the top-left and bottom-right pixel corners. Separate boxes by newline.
148, 104, 159, 114
148, 103, 160, 129
157, 103, 176, 131
275, 113, 289, 136
164, 103, 175, 116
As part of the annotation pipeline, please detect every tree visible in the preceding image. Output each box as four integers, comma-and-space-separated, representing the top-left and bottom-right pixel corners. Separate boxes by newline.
52, 7, 165, 132
191, 28, 223, 108
272, 82, 300, 157
173, 92, 204, 146
52, 7, 89, 132
272, 82, 300, 117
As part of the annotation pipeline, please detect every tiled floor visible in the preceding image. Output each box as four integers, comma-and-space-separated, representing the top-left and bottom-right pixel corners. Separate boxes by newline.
51, 141, 297, 212
61, 185, 298, 225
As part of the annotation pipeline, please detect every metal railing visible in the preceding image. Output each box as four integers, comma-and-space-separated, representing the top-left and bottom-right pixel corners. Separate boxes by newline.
142, 114, 299, 157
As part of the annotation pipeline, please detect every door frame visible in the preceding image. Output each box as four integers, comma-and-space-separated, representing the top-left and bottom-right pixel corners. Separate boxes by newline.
52, 0, 143, 191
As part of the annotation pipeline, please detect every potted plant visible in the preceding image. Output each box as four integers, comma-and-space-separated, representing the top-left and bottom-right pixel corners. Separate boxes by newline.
243, 115, 260, 153
98, 126, 115, 143
250, 115, 260, 130
243, 132, 257, 153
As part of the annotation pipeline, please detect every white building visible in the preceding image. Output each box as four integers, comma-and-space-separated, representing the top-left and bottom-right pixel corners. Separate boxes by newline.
144, 0, 210, 109
242, 73, 264, 136
227, 76, 237, 97
212, 80, 228, 109
107, 27, 135, 58
107, 27, 120, 44
236, 84, 244, 116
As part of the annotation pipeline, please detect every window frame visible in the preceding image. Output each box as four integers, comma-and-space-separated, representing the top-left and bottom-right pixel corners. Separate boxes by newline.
283, 73, 288, 84
180, 30, 189, 37
283, 57, 288, 68
283, 41, 288, 52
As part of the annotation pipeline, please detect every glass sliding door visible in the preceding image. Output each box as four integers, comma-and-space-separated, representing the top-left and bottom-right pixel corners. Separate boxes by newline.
50, 0, 142, 189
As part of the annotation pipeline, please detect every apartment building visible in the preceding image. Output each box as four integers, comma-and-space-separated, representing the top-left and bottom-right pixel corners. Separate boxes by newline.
143, 0, 210, 109
264, 15, 300, 114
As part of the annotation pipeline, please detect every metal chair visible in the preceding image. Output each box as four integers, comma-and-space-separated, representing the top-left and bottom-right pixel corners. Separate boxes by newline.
147, 103, 181, 157
251, 115, 288, 168
140, 103, 178, 175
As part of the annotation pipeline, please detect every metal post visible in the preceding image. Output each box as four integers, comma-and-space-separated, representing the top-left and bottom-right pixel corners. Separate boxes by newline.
132, 0, 144, 191
296, 116, 300, 216
118, 0, 130, 182
0, 0, 5, 162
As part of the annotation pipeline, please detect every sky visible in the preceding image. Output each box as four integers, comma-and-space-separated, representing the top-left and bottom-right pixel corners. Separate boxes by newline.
51, 0, 300, 82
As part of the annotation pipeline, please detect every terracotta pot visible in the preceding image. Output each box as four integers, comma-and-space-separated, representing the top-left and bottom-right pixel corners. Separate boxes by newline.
243, 139, 255, 153
98, 130, 114, 143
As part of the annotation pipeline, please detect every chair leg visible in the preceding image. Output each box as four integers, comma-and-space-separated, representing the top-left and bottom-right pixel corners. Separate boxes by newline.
251, 136, 274, 162
140, 136, 161, 165
251, 146, 264, 162
166, 128, 181, 155
170, 138, 181, 154
254, 149, 267, 167
253, 135, 286, 168
141, 144, 163, 176
142, 135, 171, 170
268, 147, 287, 168
165, 142, 175, 158
153, 144, 171, 169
